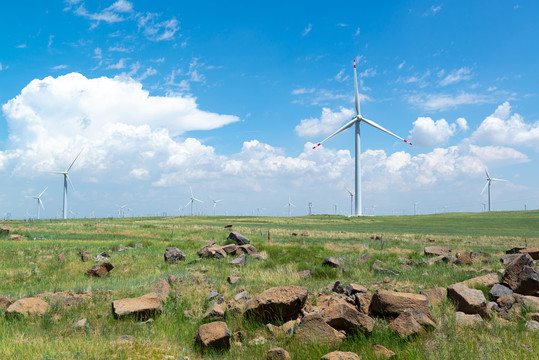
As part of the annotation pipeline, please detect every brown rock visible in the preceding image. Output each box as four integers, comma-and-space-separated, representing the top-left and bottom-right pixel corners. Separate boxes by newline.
222, 244, 238, 255
294, 313, 345, 346
456, 252, 476, 265
370, 290, 429, 316
237, 244, 258, 255
500, 253, 521, 265
346, 283, 367, 296
152, 279, 170, 301
496, 294, 515, 309
57, 252, 65, 262
390, 311, 424, 338
420, 287, 447, 305
227, 275, 241, 284
454, 311, 483, 326
514, 294, 539, 309
503, 254, 539, 295
9, 234, 24, 241
198, 243, 227, 259
296, 269, 313, 279
321, 351, 360, 360
79, 250, 92, 262
267, 347, 291, 360
447, 283, 487, 316
229, 254, 247, 266
194, 321, 230, 350
323, 256, 344, 268
267, 319, 298, 338
355, 292, 373, 314
0, 297, 12, 310
323, 302, 374, 334
519, 248, 539, 260
112, 293, 162, 319
203, 302, 225, 321
461, 273, 499, 288
164, 247, 185, 263
244, 286, 308, 321
6, 297, 50, 316
424, 246, 451, 256
373, 344, 396, 358
85, 262, 114, 277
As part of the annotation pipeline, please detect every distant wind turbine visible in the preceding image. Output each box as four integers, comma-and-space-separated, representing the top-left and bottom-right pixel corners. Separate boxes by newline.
185, 187, 203, 216
345, 187, 354, 216
116, 204, 127, 217
284, 197, 295, 217
26, 187, 47, 220
312, 60, 412, 216
211, 198, 223, 216
482, 168, 507, 212
48, 150, 83, 220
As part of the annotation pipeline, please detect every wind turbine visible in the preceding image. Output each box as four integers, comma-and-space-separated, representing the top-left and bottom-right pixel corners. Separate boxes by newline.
345, 187, 354, 216
116, 204, 127, 217
185, 187, 203, 216
48, 150, 82, 220
312, 60, 412, 216
308, 202, 313, 215
26, 187, 47, 220
481, 168, 507, 212
284, 197, 295, 217
211, 198, 223, 216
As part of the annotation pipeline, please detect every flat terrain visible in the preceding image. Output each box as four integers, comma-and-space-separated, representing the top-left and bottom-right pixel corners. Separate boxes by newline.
1, 211, 538, 359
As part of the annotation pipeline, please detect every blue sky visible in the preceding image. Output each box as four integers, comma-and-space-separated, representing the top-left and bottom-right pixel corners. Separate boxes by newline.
1, 0, 538, 218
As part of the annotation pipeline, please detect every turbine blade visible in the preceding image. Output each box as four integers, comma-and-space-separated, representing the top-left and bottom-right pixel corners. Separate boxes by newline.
194, 198, 203, 203
184, 200, 192, 208
66, 174, 75, 190
481, 181, 489, 195
354, 59, 360, 116
362, 117, 412, 145
490, 178, 507, 182
48, 171, 66, 175
39, 198, 45, 210
484, 167, 490, 179
312, 118, 357, 149
38, 187, 48, 198
66, 149, 83, 173
190, 186, 194, 197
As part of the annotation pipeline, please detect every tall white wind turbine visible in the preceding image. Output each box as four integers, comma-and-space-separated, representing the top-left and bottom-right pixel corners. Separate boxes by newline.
26, 187, 47, 220
345, 187, 354, 216
285, 197, 295, 217
481, 168, 507, 212
313, 60, 412, 216
185, 187, 203, 216
48, 150, 82, 220
211, 199, 223, 216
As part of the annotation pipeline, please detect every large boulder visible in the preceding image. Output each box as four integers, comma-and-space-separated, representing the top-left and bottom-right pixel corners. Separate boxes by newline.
447, 283, 487, 316
294, 313, 345, 346
321, 351, 360, 360
355, 292, 373, 315
322, 256, 344, 268
461, 273, 499, 288
229, 254, 247, 266
6, 298, 50, 316
489, 284, 513, 301
390, 309, 436, 338
420, 287, 447, 305
86, 262, 114, 277
0, 297, 13, 310
503, 254, 539, 295
500, 253, 521, 265
519, 248, 539, 260
194, 321, 230, 350
237, 244, 258, 256
454, 311, 483, 326
112, 293, 162, 319
424, 246, 451, 256
244, 286, 308, 321
323, 302, 374, 334
164, 247, 185, 263
222, 244, 238, 255
198, 241, 227, 259
370, 290, 429, 316
152, 279, 170, 301
227, 232, 250, 245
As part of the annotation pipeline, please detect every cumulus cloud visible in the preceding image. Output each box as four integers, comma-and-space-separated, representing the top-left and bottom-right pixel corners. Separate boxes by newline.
295, 107, 355, 138
471, 101, 539, 150
409, 117, 469, 147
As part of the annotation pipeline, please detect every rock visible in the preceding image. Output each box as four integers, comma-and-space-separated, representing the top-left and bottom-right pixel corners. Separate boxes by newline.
489, 284, 513, 301
117, 335, 134, 343
79, 250, 92, 262
203, 302, 225, 321
6, 297, 50, 316
357, 254, 370, 263
519, 248, 539, 260
447, 283, 487, 316
224, 224, 233, 228
9, 234, 24, 241
420, 287, 447, 305
296, 269, 313, 279
85, 262, 114, 277
373, 264, 398, 275
331, 280, 345, 294
57, 252, 65, 261
198, 242, 227, 259
227, 276, 241, 284
370, 290, 429, 316
500, 253, 521, 265
194, 321, 230, 350
461, 273, 499, 288
345, 283, 367, 296
454, 312, 483, 326
235, 290, 248, 302
528, 313, 539, 321
248, 336, 267, 345
355, 292, 373, 315
229, 254, 247, 266
390, 311, 424, 338
267, 347, 291, 360
424, 246, 451, 256
164, 247, 185, 263
152, 279, 170, 301
74, 318, 87, 329
321, 351, 360, 360
506, 246, 526, 254
227, 232, 250, 245
322, 256, 344, 268
267, 319, 298, 338
373, 344, 396, 358
513, 294, 539, 309
496, 294, 515, 309
112, 293, 162, 319
222, 244, 238, 255
134, 243, 143, 248
525, 320, 539, 331
208, 290, 220, 301
244, 286, 308, 322
455, 252, 476, 265
503, 254, 539, 295
323, 302, 374, 334
237, 244, 258, 256
0, 297, 13, 310
294, 313, 345, 346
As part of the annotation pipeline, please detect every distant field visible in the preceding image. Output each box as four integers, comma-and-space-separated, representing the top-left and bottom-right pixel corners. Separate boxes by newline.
0, 211, 538, 359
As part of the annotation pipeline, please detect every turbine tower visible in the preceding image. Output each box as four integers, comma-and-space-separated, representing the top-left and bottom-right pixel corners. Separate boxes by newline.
211, 199, 223, 216
185, 187, 203, 216
48, 150, 82, 220
345, 187, 354, 216
284, 197, 295, 217
481, 168, 507, 212
313, 60, 412, 216
26, 187, 47, 220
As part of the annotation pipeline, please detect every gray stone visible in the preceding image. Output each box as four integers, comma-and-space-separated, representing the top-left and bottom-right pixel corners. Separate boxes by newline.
331, 281, 344, 294
112, 293, 162, 320
370, 290, 429, 316
244, 286, 308, 322
345, 283, 367, 296
454, 311, 483, 326
229, 254, 247, 266
85, 262, 114, 277
525, 320, 539, 331
323, 302, 374, 334
267, 347, 291, 360
294, 313, 345, 346
503, 254, 539, 295
447, 283, 487, 316
424, 246, 451, 256
500, 253, 521, 265
227, 232, 250, 245
322, 256, 344, 268
164, 247, 185, 263
489, 284, 513, 301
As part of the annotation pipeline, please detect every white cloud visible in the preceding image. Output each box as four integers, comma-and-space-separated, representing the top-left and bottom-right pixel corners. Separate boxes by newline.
107, 58, 127, 70
295, 107, 355, 138
397, 70, 431, 87
53, 65, 68, 70
129, 168, 150, 179
292, 88, 316, 95
398, 61, 406, 70
73, 0, 133, 25
302, 24, 312, 36
425, 5, 442, 16
408, 92, 489, 111
354, 27, 360, 36
138, 14, 180, 41
409, 117, 456, 147
359, 68, 376, 78
0, 63, 3, 71
471, 101, 539, 150
456, 117, 469, 132
439, 67, 472, 86
334, 68, 349, 82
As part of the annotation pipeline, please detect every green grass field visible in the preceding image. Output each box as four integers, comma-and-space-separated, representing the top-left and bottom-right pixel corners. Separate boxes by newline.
0, 211, 538, 359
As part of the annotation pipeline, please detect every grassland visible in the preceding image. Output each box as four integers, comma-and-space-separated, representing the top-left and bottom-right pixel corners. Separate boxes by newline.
1, 211, 538, 359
